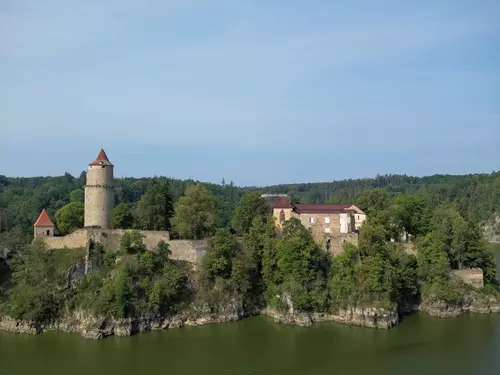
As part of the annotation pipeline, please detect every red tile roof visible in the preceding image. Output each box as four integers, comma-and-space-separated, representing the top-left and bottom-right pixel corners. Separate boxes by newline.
89, 149, 113, 166
273, 196, 294, 209
293, 204, 353, 214
271, 196, 364, 215
34, 209, 54, 227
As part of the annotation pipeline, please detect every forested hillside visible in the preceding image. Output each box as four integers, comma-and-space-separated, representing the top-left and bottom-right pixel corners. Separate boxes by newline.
0, 171, 499, 243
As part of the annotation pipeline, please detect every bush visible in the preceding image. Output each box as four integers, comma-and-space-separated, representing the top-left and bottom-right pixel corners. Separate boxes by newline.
120, 230, 146, 254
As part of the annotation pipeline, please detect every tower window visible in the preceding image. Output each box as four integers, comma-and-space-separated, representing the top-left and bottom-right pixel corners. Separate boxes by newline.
46, 229, 50, 236
279, 210, 285, 223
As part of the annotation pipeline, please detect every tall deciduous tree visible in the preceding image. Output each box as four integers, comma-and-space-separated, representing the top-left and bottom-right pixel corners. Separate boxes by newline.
393, 194, 432, 240
111, 203, 134, 229
136, 178, 174, 231
69, 189, 84, 203
231, 192, 269, 234
171, 184, 219, 239
55, 202, 84, 234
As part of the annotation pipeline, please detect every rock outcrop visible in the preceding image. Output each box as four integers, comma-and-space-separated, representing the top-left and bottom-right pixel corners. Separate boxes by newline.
0, 297, 250, 340
262, 306, 399, 329
482, 215, 500, 243
420, 291, 500, 318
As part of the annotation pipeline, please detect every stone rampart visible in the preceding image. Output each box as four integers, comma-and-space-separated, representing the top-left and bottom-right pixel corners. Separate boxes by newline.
450, 268, 484, 289
169, 240, 207, 264
41, 229, 207, 264
43, 230, 88, 249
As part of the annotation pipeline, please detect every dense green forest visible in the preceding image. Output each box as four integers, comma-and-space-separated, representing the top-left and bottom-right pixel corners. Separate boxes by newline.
1, 185, 498, 326
1, 171, 499, 245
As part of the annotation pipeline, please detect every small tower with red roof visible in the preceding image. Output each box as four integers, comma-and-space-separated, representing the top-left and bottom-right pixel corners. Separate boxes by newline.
34, 209, 55, 238
84, 149, 115, 229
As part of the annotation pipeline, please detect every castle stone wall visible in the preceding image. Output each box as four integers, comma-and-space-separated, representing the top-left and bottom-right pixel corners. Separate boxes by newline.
169, 240, 207, 264
41, 229, 206, 264
450, 268, 484, 288
272, 208, 293, 228
43, 229, 89, 249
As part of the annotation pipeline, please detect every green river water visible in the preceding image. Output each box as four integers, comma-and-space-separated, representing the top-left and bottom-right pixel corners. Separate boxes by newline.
1, 245, 500, 375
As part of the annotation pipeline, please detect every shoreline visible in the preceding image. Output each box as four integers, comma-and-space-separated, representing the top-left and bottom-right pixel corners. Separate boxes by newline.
2, 299, 499, 340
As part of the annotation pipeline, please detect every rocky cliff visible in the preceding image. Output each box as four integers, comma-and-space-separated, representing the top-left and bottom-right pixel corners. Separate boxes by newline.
483, 215, 500, 243
0, 298, 249, 340
262, 306, 399, 329
420, 291, 500, 318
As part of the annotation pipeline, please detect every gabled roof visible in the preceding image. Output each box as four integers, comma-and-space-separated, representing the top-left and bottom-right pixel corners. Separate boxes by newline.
34, 209, 54, 227
89, 149, 113, 166
273, 196, 294, 209
271, 196, 365, 215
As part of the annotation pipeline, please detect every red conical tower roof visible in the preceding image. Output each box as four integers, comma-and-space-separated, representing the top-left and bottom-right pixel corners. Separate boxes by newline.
89, 148, 113, 166
34, 209, 54, 227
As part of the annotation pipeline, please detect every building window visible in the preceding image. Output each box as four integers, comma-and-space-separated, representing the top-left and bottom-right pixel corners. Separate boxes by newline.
357, 215, 359, 220
46, 229, 50, 236
309, 216, 315, 224
325, 217, 330, 224
324, 227, 331, 233
279, 210, 285, 223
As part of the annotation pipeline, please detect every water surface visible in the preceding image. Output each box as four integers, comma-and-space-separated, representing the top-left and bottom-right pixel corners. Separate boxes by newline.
1, 245, 499, 375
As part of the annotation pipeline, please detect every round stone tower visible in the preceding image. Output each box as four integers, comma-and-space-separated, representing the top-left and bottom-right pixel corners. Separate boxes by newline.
84, 149, 114, 229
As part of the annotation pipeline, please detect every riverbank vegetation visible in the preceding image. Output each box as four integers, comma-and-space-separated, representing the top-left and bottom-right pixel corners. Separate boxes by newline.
0, 184, 498, 327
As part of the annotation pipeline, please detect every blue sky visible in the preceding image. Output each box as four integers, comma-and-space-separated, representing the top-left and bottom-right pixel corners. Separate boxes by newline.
1, 0, 499, 186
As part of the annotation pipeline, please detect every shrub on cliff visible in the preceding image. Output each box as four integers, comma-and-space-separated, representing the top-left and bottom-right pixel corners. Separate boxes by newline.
3, 243, 85, 323
76, 241, 188, 318
329, 224, 419, 310
267, 218, 330, 311
120, 230, 146, 254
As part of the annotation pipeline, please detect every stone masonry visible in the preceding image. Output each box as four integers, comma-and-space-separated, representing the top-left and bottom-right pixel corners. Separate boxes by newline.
41, 228, 207, 264
84, 149, 114, 229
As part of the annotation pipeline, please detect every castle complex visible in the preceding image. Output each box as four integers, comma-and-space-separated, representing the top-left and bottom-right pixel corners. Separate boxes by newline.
33, 149, 366, 259
269, 196, 366, 255
33, 149, 205, 263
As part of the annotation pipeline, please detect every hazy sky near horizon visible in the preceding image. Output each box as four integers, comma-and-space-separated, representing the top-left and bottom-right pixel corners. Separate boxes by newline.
1, 0, 499, 186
